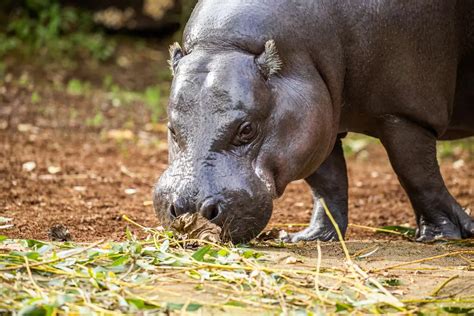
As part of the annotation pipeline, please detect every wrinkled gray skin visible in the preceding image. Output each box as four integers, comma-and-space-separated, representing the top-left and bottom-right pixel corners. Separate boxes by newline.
154, 0, 474, 243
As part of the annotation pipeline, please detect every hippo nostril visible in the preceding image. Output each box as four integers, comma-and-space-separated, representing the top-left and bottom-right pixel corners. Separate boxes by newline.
170, 197, 191, 217
199, 199, 221, 221
168, 204, 177, 218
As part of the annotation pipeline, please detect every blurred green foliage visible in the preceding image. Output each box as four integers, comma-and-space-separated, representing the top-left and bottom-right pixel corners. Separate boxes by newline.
437, 138, 474, 160
31, 91, 41, 104
343, 133, 473, 161
67, 78, 91, 95
144, 86, 162, 123
180, 0, 198, 33
86, 112, 105, 128
64, 76, 164, 128
0, 0, 116, 61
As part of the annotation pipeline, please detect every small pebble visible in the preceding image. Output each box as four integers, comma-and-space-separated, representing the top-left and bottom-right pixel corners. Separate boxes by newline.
22, 161, 36, 172
47, 166, 61, 174
124, 188, 137, 195
452, 159, 465, 170
73, 186, 86, 192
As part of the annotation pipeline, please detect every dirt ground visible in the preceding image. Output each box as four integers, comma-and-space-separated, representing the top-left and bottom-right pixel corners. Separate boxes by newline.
0, 37, 473, 244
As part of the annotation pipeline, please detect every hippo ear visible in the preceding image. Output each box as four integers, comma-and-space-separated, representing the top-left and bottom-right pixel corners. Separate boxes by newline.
256, 40, 282, 79
168, 42, 184, 76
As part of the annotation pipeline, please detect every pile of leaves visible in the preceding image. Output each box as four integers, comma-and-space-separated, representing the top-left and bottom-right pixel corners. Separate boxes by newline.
1, 215, 473, 315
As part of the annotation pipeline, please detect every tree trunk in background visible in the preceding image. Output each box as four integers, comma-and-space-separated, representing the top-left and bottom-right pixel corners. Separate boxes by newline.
61, 0, 182, 33
178, 0, 198, 38
0, 0, 197, 35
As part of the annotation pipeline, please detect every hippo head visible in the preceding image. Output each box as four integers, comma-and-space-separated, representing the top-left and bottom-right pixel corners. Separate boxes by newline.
154, 40, 336, 243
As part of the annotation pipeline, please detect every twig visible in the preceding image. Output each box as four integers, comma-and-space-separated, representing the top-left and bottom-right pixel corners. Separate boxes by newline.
320, 199, 353, 265
321, 199, 404, 309
349, 223, 406, 236
370, 250, 474, 273
430, 275, 459, 297
24, 256, 45, 299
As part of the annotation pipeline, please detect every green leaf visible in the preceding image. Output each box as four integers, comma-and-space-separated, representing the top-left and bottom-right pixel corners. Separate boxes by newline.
18, 304, 47, 316
382, 278, 402, 286
242, 250, 255, 259
55, 294, 76, 305
159, 239, 169, 253
167, 303, 202, 312
185, 303, 203, 312
43, 305, 55, 316
335, 302, 352, 312
125, 226, 133, 240
110, 255, 129, 266
225, 300, 247, 307
242, 249, 262, 259
217, 248, 230, 257
11, 251, 40, 260
126, 298, 159, 310
192, 245, 212, 262
0, 235, 7, 242
26, 251, 40, 260
126, 298, 145, 309
26, 239, 47, 248
136, 259, 155, 270
443, 307, 473, 314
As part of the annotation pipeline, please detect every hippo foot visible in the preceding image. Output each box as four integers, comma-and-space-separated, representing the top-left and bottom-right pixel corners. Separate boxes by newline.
416, 213, 474, 242
282, 226, 338, 243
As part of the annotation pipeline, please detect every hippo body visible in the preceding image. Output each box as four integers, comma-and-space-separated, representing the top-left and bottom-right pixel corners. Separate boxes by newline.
154, 0, 474, 242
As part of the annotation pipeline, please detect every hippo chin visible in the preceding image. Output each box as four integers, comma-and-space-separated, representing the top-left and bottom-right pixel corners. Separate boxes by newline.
154, 0, 474, 243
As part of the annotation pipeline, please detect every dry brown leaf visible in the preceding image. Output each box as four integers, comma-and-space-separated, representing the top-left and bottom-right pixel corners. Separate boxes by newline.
48, 224, 73, 242
171, 213, 222, 243
283, 256, 304, 264
256, 228, 288, 242
0, 243, 27, 253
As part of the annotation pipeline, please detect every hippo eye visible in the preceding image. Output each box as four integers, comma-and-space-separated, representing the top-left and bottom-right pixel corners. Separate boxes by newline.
233, 122, 257, 146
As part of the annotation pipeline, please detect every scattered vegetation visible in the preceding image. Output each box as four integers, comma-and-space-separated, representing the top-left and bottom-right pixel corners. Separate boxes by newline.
61, 76, 165, 129
437, 138, 474, 160
1, 214, 473, 315
343, 134, 474, 161
85, 112, 105, 129
1, 4, 472, 314
66, 79, 91, 96
342, 135, 377, 158
104, 76, 164, 123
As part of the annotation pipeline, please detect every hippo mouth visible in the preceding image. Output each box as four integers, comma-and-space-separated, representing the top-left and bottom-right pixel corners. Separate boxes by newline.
153, 183, 273, 243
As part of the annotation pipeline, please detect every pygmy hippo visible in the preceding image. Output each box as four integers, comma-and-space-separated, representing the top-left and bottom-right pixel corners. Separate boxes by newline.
154, 0, 474, 243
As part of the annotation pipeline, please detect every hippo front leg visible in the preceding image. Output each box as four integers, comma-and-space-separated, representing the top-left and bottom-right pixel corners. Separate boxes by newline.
284, 137, 348, 242
379, 115, 474, 241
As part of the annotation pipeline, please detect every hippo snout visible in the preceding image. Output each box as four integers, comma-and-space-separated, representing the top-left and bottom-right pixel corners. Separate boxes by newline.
153, 160, 274, 243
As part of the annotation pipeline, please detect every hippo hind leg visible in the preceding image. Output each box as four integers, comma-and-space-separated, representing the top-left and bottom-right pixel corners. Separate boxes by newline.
283, 137, 348, 242
379, 115, 474, 241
